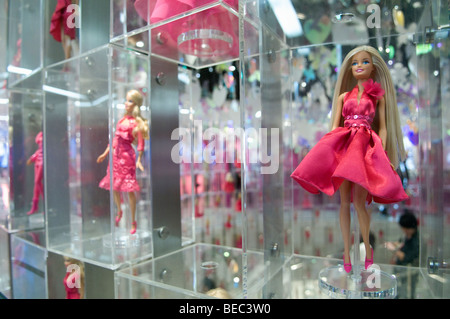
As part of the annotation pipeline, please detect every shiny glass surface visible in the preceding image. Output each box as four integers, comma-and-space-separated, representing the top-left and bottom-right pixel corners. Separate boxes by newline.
10, 230, 47, 299
44, 45, 152, 268
0, 0, 448, 300
115, 243, 264, 298
115, 0, 449, 299
6, 0, 43, 87
415, 0, 449, 299
112, 1, 239, 69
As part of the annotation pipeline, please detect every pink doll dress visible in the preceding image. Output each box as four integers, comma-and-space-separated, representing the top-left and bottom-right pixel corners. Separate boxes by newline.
99, 116, 144, 192
63, 272, 80, 299
28, 132, 44, 200
291, 79, 408, 204
49, 0, 77, 42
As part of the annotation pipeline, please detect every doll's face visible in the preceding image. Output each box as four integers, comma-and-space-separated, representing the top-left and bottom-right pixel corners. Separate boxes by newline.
124, 92, 136, 114
351, 50, 374, 80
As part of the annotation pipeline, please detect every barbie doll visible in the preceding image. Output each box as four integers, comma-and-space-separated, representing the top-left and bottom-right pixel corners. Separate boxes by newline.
291, 46, 408, 273
26, 131, 43, 215
63, 256, 84, 299
97, 90, 149, 235
49, 0, 79, 60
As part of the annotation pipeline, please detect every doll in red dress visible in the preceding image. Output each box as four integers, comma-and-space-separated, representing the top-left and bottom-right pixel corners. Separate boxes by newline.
97, 90, 149, 234
291, 46, 408, 273
26, 131, 43, 215
63, 256, 84, 299
49, 0, 79, 59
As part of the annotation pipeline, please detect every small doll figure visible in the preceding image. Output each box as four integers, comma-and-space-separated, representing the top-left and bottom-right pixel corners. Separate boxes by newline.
26, 131, 43, 215
97, 90, 149, 235
291, 46, 408, 273
63, 256, 84, 299
49, 0, 79, 60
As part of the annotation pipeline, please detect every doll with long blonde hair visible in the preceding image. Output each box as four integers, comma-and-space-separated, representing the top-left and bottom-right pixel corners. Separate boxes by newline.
97, 89, 149, 234
63, 256, 84, 299
291, 46, 408, 273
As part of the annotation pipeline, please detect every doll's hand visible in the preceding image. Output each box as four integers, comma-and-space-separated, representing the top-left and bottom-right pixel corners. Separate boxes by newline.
26, 158, 32, 165
97, 154, 106, 163
390, 162, 395, 171
136, 160, 144, 172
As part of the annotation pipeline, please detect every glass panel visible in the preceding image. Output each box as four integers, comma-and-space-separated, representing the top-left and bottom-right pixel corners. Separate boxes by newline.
115, 243, 264, 298
242, 0, 292, 298
7, 0, 43, 87
111, 0, 239, 41
111, 0, 149, 39
2, 90, 44, 231
0, 89, 10, 229
112, 2, 240, 69
10, 230, 47, 299
0, 227, 11, 298
416, 0, 450, 299
44, 45, 152, 267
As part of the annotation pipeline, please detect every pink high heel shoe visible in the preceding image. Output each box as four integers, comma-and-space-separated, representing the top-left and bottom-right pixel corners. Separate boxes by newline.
365, 248, 374, 270
130, 221, 137, 235
115, 210, 123, 227
343, 254, 352, 273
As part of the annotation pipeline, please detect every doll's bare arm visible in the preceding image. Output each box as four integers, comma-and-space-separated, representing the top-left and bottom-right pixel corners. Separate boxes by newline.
27, 150, 39, 165
331, 93, 346, 131
136, 150, 144, 171
97, 145, 110, 163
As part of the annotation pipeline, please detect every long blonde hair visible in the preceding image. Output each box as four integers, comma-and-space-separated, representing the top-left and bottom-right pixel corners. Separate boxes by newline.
127, 89, 149, 140
329, 45, 405, 168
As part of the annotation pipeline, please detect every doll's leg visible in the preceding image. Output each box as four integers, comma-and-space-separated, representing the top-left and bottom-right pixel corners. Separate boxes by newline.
113, 190, 123, 226
34, 164, 44, 200
353, 184, 371, 258
113, 190, 121, 211
27, 165, 43, 215
128, 191, 137, 234
339, 180, 352, 264
61, 27, 72, 60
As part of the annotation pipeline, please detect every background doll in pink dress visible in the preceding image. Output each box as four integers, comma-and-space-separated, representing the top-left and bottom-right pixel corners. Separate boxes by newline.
49, 0, 79, 60
291, 46, 408, 273
63, 256, 84, 299
97, 90, 149, 235
26, 131, 43, 215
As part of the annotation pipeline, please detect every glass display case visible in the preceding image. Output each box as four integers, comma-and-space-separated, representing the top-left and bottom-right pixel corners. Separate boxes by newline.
44, 45, 152, 268
6, 0, 44, 88
0, 0, 448, 300
10, 229, 47, 299
115, 0, 449, 299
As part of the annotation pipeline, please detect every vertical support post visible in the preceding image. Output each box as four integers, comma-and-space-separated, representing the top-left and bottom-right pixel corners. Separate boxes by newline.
150, 56, 182, 257
259, 16, 285, 301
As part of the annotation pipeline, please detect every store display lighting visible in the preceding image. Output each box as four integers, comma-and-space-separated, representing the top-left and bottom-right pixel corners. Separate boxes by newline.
43, 85, 86, 100
268, 0, 303, 38
7, 65, 32, 75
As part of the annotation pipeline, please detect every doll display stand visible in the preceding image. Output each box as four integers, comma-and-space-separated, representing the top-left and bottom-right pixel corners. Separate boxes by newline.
102, 226, 152, 249
102, 200, 151, 250
318, 207, 397, 299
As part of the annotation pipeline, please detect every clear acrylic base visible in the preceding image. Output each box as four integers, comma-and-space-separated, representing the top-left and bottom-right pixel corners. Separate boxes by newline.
318, 265, 397, 299
102, 228, 152, 249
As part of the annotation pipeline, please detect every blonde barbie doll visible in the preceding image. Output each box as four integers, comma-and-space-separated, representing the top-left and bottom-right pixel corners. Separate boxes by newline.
291, 46, 408, 273
97, 90, 149, 234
